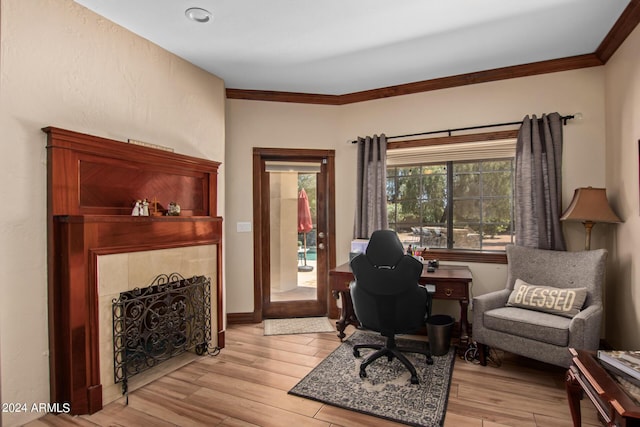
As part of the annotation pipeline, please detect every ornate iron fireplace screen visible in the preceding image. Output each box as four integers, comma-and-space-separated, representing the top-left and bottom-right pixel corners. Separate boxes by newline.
112, 273, 212, 397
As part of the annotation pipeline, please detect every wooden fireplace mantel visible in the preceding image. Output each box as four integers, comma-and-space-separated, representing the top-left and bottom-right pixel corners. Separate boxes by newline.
44, 127, 224, 415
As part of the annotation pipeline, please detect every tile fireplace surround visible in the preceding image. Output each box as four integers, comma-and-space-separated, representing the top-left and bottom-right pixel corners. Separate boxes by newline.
44, 127, 224, 415
98, 245, 218, 405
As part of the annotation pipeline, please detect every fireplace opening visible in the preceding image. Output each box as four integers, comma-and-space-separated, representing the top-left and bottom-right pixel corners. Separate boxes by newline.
112, 273, 219, 399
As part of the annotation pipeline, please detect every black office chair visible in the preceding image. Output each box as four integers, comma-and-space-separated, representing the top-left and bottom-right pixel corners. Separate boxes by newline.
349, 230, 433, 384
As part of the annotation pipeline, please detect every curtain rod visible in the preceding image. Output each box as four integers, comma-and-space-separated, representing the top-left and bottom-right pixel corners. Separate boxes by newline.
351, 114, 575, 143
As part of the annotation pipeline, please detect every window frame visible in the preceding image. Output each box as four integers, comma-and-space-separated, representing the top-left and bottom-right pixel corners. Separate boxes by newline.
386, 130, 519, 264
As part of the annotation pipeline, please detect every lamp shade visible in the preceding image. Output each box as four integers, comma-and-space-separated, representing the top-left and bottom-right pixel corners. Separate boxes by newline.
560, 187, 621, 223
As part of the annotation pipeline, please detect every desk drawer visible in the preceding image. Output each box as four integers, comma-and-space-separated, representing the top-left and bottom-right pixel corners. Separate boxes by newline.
333, 279, 351, 292
430, 282, 467, 299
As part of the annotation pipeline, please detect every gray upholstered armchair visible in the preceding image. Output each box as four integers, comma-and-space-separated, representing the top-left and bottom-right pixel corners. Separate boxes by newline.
472, 245, 607, 368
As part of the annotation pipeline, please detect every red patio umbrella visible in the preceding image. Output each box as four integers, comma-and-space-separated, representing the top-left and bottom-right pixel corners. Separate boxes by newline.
298, 189, 314, 272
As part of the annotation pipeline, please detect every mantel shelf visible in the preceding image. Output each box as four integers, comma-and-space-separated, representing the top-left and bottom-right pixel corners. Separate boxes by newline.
57, 215, 222, 223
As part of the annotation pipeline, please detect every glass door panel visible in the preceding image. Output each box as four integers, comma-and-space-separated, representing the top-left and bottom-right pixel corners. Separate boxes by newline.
263, 159, 327, 318
268, 170, 318, 302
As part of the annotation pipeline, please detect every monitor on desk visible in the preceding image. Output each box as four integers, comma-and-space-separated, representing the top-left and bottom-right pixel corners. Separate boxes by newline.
349, 239, 369, 261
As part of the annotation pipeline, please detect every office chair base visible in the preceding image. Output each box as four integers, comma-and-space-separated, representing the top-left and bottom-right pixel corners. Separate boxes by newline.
353, 338, 433, 385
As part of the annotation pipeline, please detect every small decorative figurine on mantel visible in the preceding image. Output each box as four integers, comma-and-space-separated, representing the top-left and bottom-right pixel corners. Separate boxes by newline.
141, 199, 150, 216
131, 200, 142, 216
167, 202, 181, 216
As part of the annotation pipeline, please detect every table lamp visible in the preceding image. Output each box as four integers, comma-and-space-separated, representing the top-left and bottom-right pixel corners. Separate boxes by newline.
560, 187, 622, 250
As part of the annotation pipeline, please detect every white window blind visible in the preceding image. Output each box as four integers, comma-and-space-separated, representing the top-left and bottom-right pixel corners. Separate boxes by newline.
264, 161, 321, 173
386, 138, 516, 166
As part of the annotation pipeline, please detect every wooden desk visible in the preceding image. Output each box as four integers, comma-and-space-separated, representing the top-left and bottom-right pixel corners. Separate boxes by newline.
329, 262, 472, 340
566, 348, 640, 427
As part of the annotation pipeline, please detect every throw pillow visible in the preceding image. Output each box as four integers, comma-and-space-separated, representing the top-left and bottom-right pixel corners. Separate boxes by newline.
506, 279, 588, 318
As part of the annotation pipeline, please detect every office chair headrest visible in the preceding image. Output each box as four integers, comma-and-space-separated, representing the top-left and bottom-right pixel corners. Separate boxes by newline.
365, 230, 405, 268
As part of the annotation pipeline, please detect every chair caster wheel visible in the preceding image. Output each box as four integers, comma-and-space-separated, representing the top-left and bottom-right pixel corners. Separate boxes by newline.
410, 376, 419, 384
426, 357, 434, 365
353, 349, 360, 357
359, 369, 367, 378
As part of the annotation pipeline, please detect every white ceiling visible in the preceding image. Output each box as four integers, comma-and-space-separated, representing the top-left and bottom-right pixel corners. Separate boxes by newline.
74, 0, 630, 95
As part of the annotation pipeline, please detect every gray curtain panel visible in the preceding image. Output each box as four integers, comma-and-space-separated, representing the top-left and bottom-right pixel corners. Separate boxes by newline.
354, 134, 388, 239
515, 113, 566, 250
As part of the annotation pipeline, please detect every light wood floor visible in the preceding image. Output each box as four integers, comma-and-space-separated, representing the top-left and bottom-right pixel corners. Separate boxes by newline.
27, 322, 602, 427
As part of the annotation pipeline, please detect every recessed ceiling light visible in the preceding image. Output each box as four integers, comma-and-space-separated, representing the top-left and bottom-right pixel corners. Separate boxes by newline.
185, 7, 212, 23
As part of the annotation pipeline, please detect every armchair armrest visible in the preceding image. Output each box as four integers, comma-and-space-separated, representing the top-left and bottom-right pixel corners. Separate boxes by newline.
571, 303, 602, 322
472, 289, 512, 344
569, 303, 603, 350
473, 289, 512, 313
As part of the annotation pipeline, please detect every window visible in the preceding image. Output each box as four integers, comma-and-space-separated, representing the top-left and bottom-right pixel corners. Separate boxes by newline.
387, 157, 515, 252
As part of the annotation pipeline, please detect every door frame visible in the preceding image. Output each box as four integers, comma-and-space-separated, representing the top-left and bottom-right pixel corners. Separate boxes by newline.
252, 147, 336, 320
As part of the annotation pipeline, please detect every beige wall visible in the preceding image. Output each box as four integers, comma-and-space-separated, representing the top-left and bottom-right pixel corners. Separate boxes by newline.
0, 1, 226, 425
604, 24, 640, 349
224, 102, 339, 312
225, 67, 609, 318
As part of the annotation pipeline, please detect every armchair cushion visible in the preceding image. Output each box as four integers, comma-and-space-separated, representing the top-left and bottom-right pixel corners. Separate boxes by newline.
506, 279, 588, 318
484, 307, 571, 346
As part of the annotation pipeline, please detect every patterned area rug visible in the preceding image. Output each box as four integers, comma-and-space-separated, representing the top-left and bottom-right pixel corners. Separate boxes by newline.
263, 317, 335, 336
289, 331, 455, 427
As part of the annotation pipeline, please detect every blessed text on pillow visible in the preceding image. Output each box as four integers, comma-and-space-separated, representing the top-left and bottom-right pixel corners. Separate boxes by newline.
506, 279, 588, 318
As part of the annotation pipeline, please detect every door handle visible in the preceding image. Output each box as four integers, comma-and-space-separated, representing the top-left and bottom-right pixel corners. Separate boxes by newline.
318, 232, 325, 239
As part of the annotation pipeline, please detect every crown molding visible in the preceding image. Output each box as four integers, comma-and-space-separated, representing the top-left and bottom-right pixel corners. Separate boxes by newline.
225, 89, 340, 105
226, 4, 639, 105
337, 54, 602, 105
596, 0, 640, 62
226, 55, 602, 105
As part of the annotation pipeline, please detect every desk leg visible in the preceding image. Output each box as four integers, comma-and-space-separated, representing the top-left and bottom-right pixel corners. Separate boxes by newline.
459, 298, 470, 339
565, 368, 583, 427
454, 299, 471, 357
333, 290, 357, 341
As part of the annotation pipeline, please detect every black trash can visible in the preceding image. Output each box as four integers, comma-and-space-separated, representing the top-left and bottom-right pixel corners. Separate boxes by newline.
426, 314, 454, 356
